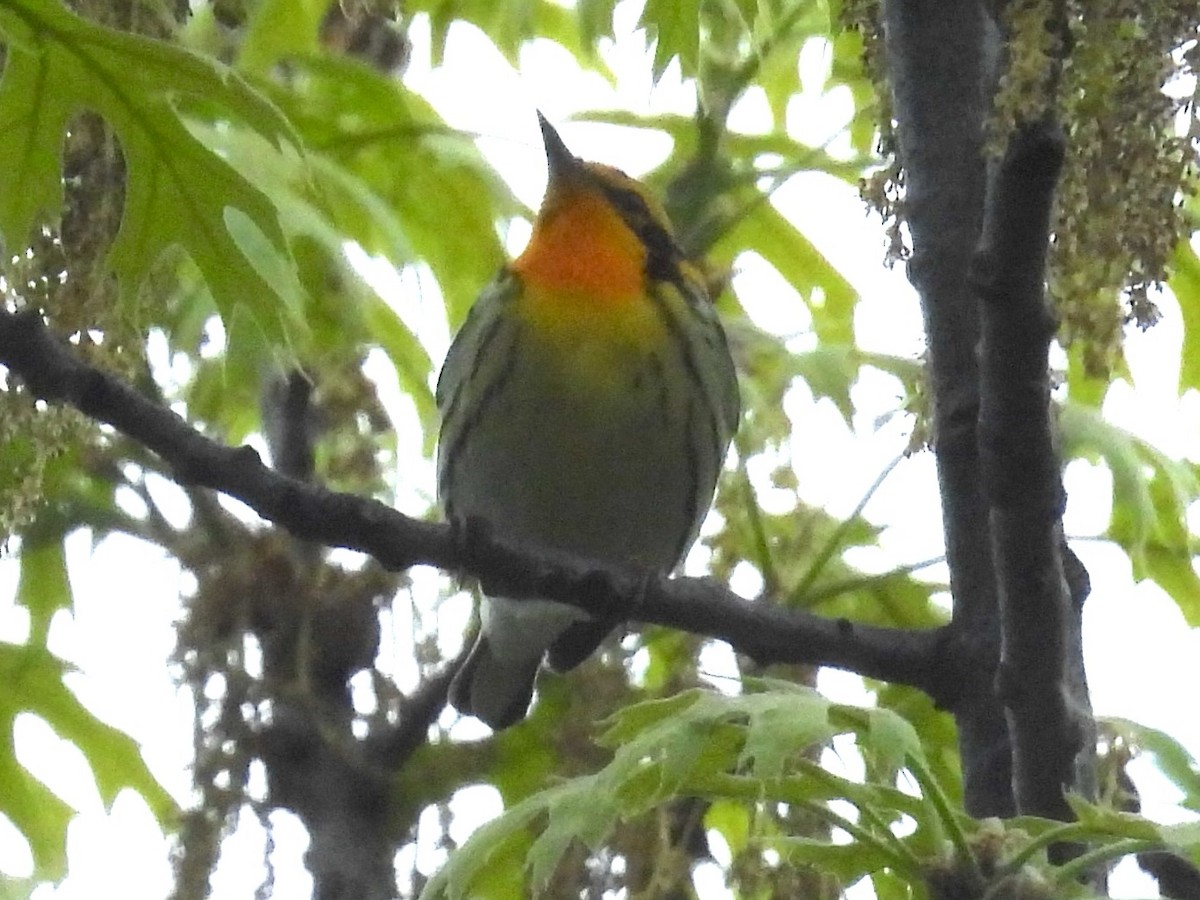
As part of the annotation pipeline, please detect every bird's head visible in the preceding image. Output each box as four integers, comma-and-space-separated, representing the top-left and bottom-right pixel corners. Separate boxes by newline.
512, 114, 686, 304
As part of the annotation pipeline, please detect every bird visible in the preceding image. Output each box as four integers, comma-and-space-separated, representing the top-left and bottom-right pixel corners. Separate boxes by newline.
435, 113, 739, 730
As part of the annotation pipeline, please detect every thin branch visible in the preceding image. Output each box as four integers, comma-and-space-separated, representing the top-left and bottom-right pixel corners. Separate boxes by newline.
803, 554, 947, 606
366, 655, 462, 771
0, 307, 950, 701
1051, 839, 1164, 886
790, 450, 906, 604
733, 436, 782, 596
974, 116, 1082, 824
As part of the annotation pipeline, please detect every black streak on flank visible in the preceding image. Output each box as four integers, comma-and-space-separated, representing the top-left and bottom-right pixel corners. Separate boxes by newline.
438, 325, 522, 517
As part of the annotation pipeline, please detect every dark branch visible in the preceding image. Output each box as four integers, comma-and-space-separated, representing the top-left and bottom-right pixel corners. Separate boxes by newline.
974, 116, 1084, 825
367, 655, 461, 771
0, 307, 948, 700
882, 0, 1014, 817
1139, 851, 1200, 900
261, 368, 317, 482
257, 700, 398, 900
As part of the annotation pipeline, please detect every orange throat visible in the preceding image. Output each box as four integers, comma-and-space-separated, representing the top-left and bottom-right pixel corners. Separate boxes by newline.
512, 185, 645, 305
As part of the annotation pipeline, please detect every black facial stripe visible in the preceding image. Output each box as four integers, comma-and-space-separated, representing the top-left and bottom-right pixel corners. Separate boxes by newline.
595, 180, 687, 289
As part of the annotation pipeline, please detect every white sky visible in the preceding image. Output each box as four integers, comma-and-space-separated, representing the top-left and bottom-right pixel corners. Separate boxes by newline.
1, 4, 1198, 899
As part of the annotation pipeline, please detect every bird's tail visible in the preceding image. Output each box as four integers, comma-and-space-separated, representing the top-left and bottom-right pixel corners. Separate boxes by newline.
448, 634, 541, 730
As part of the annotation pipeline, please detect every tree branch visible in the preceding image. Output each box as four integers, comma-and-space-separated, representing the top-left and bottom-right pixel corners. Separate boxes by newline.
881, 0, 1014, 817
1138, 850, 1200, 900
0, 307, 949, 699
974, 116, 1086, 823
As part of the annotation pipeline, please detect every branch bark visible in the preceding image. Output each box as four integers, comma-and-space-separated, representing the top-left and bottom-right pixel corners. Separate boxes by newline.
975, 117, 1088, 822
881, 0, 1014, 817
881, 0, 1093, 826
0, 307, 949, 699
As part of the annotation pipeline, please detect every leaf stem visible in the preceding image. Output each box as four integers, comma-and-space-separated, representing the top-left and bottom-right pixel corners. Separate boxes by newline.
1051, 838, 1165, 885
734, 437, 781, 595
907, 756, 983, 884
790, 451, 906, 605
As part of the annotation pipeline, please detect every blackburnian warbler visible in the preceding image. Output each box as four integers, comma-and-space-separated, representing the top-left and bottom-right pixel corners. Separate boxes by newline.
437, 114, 739, 729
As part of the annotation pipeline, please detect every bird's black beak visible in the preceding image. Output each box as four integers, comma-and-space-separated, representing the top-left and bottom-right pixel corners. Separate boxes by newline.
537, 112, 580, 183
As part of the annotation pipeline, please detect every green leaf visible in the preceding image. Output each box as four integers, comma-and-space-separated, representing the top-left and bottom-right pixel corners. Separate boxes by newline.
1059, 402, 1200, 624
488, 678, 572, 803
703, 798, 752, 856
1065, 341, 1112, 408
772, 835, 904, 883
0, 19, 70, 250
730, 318, 917, 439
183, 112, 429, 387
875, 684, 962, 811
576, 0, 620, 47
0, 642, 176, 882
715, 200, 857, 345
722, 130, 873, 185
362, 297, 437, 450
830, 28, 881, 156
527, 779, 620, 889
419, 789, 544, 900
1172, 240, 1200, 394
409, 0, 533, 64
831, 704, 925, 776
0, 0, 304, 345
737, 688, 835, 778
15, 537, 71, 645
1137, 524, 1200, 627
194, 114, 413, 267
1161, 820, 1200, 858
754, 30, 805, 124
237, 0, 326, 76
405, 0, 610, 69
453, 819, 533, 900
745, 2, 838, 125
1104, 718, 1200, 812
1059, 402, 1152, 542
184, 350, 263, 443
640, 0, 702, 79
426, 685, 947, 897
792, 345, 859, 422
871, 868, 917, 900
392, 148, 508, 327
0, 740, 73, 883
1064, 795, 1163, 841
2, 644, 176, 820
576, 109, 872, 186
601, 692, 744, 809
263, 56, 510, 325
598, 689, 703, 744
